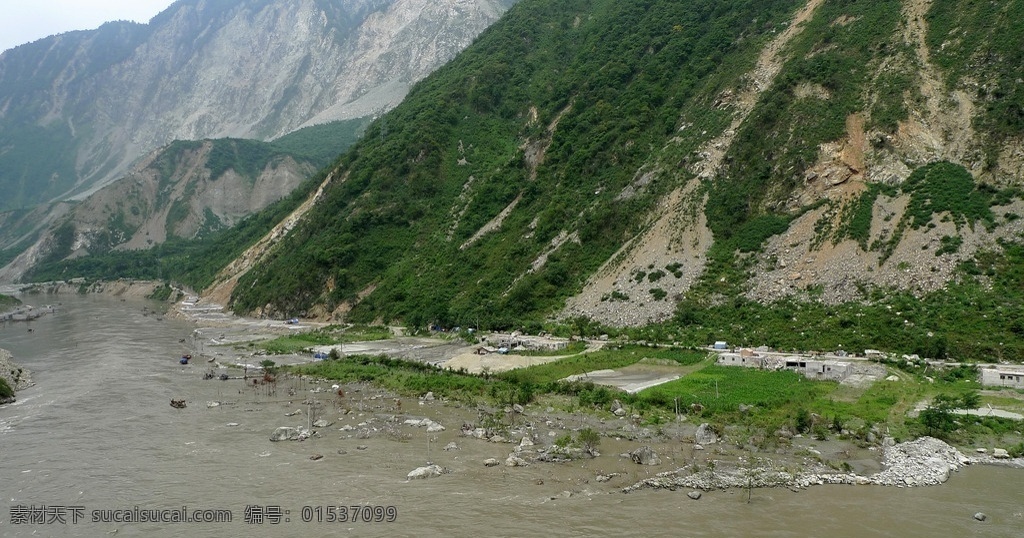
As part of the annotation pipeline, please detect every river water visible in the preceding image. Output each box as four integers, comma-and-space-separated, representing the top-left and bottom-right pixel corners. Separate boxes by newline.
1, 293, 1021, 537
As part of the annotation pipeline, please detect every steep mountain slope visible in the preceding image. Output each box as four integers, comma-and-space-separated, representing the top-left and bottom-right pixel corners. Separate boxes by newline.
227, 0, 816, 320
0, 0, 517, 211
225, 0, 1024, 359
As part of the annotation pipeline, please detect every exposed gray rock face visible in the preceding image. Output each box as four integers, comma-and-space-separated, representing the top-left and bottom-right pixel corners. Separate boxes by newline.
0, 0, 517, 211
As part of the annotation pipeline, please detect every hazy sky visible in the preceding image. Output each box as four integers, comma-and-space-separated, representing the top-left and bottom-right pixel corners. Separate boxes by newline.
0, 0, 176, 53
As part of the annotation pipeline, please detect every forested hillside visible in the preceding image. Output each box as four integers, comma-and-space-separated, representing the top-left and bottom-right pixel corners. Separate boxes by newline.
221, 0, 1024, 361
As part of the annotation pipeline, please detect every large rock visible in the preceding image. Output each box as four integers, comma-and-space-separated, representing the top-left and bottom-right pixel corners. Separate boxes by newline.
695, 423, 719, 445
505, 455, 530, 467
630, 446, 661, 466
407, 465, 446, 480
270, 427, 300, 442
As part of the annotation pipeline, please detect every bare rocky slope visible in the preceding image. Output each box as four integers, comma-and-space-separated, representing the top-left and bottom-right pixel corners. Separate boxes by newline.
0, 0, 517, 212
564, 0, 1024, 325
0, 140, 319, 283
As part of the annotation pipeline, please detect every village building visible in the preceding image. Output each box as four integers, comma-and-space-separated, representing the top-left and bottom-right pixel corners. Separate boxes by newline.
716, 349, 852, 382
980, 366, 1024, 389
780, 357, 852, 381
716, 352, 763, 368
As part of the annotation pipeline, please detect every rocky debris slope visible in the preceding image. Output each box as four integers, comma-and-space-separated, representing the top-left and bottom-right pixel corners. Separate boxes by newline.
623, 437, 973, 493
869, 436, 972, 487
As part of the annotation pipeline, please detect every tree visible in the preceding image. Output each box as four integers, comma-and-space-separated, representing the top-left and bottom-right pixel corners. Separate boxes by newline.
918, 393, 975, 439
577, 428, 601, 456
958, 391, 981, 412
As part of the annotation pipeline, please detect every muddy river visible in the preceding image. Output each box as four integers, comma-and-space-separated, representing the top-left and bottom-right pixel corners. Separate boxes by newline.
1, 293, 1021, 537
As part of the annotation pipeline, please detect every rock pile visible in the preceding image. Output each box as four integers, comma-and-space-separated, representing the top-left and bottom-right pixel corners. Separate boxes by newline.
869, 436, 972, 487
623, 437, 972, 493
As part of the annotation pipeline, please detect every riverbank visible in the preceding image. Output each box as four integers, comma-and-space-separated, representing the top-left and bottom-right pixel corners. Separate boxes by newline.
168, 296, 1024, 495
9, 278, 174, 299
0, 348, 33, 405
6, 291, 1023, 536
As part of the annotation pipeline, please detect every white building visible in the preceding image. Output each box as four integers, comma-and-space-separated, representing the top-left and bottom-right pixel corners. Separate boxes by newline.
980, 366, 1024, 389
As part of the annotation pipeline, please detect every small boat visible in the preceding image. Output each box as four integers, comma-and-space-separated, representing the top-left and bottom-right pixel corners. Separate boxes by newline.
170, 399, 186, 409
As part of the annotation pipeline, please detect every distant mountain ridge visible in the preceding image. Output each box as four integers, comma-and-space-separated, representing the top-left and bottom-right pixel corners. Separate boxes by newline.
0, 0, 517, 211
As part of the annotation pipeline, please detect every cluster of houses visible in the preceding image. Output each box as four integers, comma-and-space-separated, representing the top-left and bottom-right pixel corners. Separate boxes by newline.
715, 347, 853, 381
713, 341, 1024, 389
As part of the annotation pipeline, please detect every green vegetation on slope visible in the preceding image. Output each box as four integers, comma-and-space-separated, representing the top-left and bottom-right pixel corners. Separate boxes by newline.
231, 0, 806, 323
0, 377, 13, 399
926, 0, 1024, 164
706, 0, 904, 241
270, 118, 372, 166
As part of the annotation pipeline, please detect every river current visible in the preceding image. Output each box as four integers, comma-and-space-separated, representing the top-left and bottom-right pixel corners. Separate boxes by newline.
1, 293, 1021, 537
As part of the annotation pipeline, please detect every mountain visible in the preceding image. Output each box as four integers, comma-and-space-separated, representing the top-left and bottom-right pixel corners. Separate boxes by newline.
0, 0, 518, 212
0, 118, 368, 282
213, 0, 1023, 361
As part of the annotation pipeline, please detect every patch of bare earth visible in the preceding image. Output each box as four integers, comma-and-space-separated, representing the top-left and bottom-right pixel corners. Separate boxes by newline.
562, 181, 711, 326
749, 197, 1024, 304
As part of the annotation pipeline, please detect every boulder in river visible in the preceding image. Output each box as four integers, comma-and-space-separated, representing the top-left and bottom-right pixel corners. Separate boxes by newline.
630, 446, 661, 466
407, 464, 446, 480
505, 455, 529, 467
269, 427, 310, 442
695, 423, 719, 445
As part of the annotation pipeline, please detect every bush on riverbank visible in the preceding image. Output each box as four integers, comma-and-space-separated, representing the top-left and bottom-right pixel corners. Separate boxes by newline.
0, 293, 20, 311
0, 377, 13, 399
